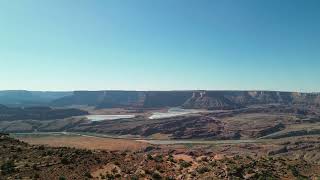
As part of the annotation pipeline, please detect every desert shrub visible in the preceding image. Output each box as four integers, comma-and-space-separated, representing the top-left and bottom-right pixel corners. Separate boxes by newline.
46, 150, 54, 156
253, 170, 275, 180
289, 165, 299, 177
209, 161, 217, 167
228, 164, 244, 178
84, 172, 93, 178
100, 174, 106, 179
233, 155, 242, 161
32, 164, 39, 170
1, 160, 15, 175
61, 157, 70, 165
191, 171, 197, 177
152, 172, 162, 180
34, 173, 40, 179
165, 176, 175, 180
145, 169, 151, 175
59, 176, 66, 180
144, 146, 155, 152
11, 154, 18, 159
153, 155, 163, 162
179, 160, 191, 168
147, 154, 153, 160
112, 167, 118, 174
95, 157, 102, 163
14, 175, 22, 179
196, 166, 209, 174
156, 165, 162, 171
184, 143, 193, 148
38, 145, 45, 150
106, 173, 115, 179
201, 156, 209, 162
287, 165, 308, 180
85, 149, 93, 154
168, 155, 176, 163
130, 175, 139, 180
17, 147, 22, 152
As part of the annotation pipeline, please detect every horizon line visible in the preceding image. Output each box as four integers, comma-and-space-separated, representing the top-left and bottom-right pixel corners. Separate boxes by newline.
0, 89, 319, 94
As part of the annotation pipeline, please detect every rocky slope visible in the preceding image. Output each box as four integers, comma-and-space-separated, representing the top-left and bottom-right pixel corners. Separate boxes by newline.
1, 133, 319, 179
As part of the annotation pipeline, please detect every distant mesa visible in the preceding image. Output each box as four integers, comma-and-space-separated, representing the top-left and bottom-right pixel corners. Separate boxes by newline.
1, 90, 320, 110
51, 90, 320, 110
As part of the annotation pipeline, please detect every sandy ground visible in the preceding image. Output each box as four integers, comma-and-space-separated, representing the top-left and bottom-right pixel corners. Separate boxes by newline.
18, 135, 148, 151
92, 163, 121, 179
173, 154, 193, 162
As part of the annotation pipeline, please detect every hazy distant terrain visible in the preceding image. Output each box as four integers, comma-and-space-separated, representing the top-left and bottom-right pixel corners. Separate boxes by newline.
52, 90, 320, 109
2, 90, 319, 109
1, 90, 320, 139
1, 90, 320, 179
0, 90, 71, 107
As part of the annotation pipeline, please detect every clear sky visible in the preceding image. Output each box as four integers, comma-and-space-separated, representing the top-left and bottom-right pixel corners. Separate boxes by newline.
0, 0, 319, 92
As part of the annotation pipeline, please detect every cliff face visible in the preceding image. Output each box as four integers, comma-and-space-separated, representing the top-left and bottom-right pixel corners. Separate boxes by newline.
183, 91, 243, 110
143, 91, 192, 108
51, 91, 320, 109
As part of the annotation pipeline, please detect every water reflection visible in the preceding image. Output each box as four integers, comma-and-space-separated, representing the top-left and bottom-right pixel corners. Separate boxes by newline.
86, 115, 135, 121
149, 108, 208, 119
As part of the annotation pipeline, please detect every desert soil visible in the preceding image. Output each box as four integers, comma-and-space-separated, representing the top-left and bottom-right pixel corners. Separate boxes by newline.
18, 135, 148, 151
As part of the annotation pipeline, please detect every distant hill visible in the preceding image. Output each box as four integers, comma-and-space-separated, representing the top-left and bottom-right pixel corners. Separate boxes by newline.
1, 90, 319, 109
0, 104, 88, 121
51, 90, 320, 109
51, 91, 146, 108
0, 90, 72, 107
51, 91, 194, 108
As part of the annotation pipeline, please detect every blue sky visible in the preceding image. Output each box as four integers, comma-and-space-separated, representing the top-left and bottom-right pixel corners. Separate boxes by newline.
0, 0, 319, 92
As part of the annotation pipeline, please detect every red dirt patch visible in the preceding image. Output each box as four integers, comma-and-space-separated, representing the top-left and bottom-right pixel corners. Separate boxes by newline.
18, 135, 148, 151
